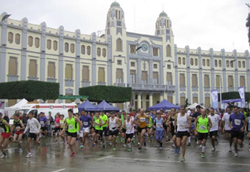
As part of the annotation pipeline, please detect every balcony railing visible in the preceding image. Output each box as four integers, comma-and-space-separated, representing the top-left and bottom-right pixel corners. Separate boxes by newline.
28, 76, 39, 81
82, 81, 90, 87
7, 75, 19, 82
65, 79, 74, 87
98, 82, 106, 86
47, 78, 57, 82
127, 83, 175, 92
114, 83, 126, 87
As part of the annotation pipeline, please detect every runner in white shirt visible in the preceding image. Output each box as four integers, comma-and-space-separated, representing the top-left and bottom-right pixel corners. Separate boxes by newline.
122, 114, 135, 152
208, 108, 221, 152
24, 112, 41, 158
108, 112, 120, 151
221, 106, 232, 152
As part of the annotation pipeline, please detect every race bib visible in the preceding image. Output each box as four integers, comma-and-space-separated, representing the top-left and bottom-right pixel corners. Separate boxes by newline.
60, 122, 64, 125
69, 125, 73, 130
157, 123, 162, 128
140, 117, 146, 122
234, 119, 241, 126
83, 122, 88, 126
172, 121, 175, 125
179, 125, 186, 130
55, 123, 60, 127
212, 122, 216, 127
16, 126, 20, 131
199, 125, 206, 130
40, 121, 44, 125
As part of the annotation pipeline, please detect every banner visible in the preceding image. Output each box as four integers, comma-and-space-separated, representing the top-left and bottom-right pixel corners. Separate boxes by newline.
211, 89, 218, 109
128, 97, 134, 108
238, 87, 245, 108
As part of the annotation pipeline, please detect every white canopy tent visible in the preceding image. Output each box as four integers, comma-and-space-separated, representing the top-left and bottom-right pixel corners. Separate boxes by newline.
186, 103, 205, 109
4, 98, 28, 117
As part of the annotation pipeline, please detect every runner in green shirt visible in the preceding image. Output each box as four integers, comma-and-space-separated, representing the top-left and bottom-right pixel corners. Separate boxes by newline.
100, 111, 108, 137
92, 112, 105, 148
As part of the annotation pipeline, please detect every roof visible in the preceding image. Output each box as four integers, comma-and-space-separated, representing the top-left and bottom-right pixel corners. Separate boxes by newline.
159, 11, 168, 18
110, 1, 120, 8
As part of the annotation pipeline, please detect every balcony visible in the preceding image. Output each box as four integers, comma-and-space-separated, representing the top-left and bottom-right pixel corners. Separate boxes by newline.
65, 79, 74, 87
47, 77, 57, 82
114, 83, 126, 87
28, 76, 39, 81
204, 87, 211, 92
180, 86, 186, 91
192, 87, 198, 91
98, 82, 106, 86
127, 83, 175, 92
7, 75, 19, 82
81, 81, 90, 87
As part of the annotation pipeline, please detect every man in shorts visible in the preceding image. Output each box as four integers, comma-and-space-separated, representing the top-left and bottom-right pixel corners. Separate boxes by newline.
92, 112, 104, 148
79, 110, 92, 149
221, 106, 232, 152
39, 112, 48, 136
108, 112, 120, 151
208, 108, 221, 152
0, 113, 12, 158
155, 111, 166, 149
12, 113, 25, 152
123, 114, 135, 152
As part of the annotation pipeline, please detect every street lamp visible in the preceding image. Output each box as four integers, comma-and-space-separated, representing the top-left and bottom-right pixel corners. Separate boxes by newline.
1, 14, 11, 22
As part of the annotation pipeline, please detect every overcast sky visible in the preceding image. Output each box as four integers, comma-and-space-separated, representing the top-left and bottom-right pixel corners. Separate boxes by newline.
1, 0, 250, 52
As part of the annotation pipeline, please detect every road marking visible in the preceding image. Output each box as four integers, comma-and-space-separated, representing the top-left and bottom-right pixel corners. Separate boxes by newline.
52, 169, 66, 172
102, 156, 250, 166
96, 155, 114, 161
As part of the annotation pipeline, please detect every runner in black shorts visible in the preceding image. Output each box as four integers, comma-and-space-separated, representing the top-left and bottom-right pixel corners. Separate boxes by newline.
167, 109, 177, 148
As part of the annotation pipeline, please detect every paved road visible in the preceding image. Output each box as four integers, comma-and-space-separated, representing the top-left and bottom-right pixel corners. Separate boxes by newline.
1, 135, 250, 172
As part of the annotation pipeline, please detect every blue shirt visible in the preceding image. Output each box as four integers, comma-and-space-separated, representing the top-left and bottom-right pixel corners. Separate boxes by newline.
229, 113, 245, 131
80, 115, 92, 128
150, 113, 156, 123
155, 118, 164, 131
39, 116, 48, 126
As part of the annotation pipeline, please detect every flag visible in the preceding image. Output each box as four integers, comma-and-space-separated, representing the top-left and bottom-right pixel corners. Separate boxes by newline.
211, 89, 218, 109
238, 87, 245, 108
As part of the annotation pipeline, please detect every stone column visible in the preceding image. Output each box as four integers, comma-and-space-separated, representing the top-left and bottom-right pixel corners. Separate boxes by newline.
186, 46, 191, 104
245, 50, 250, 92
75, 29, 80, 95
174, 44, 179, 105
198, 47, 203, 105
58, 26, 64, 96
149, 59, 153, 84
137, 92, 141, 109
149, 92, 153, 106
234, 49, 238, 90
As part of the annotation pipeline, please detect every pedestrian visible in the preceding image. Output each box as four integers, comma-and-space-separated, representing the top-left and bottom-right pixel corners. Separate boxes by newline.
12, 113, 25, 152
108, 112, 120, 151
79, 110, 92, 149
208, 108, 221, 152
155, 110, 166, 149
0, 113, 12, 158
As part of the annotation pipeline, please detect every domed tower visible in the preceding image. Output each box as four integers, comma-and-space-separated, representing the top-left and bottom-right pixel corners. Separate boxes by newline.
105, 1, 126, 36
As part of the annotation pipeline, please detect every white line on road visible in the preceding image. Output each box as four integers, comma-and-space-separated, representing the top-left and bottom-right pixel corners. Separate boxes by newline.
52, 169, 66, 172
100, 156, 250, 166
96, 155, 114, 161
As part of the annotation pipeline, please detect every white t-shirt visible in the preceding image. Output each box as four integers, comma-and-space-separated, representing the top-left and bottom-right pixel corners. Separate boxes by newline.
222, 113, 231, 131
24, 118, 41, 134
208, 114, 220, 132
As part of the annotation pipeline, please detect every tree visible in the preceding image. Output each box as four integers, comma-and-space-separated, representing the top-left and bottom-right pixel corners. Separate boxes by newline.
185, 98, 189, 108
79, 85, 132, 103
0, 81, 59, 101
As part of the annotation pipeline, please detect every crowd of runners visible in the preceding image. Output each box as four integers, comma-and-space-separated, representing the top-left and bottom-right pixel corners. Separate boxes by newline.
0, 104, 249, 162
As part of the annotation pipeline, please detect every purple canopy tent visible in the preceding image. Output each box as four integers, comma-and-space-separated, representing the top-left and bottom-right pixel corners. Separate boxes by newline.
147, 99, 180, 111
78, 100, 98, 112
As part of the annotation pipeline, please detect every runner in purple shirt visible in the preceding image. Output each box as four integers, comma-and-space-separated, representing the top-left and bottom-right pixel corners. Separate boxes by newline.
229, 106, 246, 157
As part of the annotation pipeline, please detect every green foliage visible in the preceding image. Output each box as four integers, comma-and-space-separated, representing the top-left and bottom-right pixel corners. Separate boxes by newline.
79, 85, 132, 103
185, 98, 189, 108
0, 80, 59, 101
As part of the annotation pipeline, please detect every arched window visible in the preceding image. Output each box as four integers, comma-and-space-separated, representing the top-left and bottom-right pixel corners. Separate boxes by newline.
195, 59, 198, 66
178, 57, 181, 65
35, 37, 40, 48
28, 36, 33, 47
97, 47, 101, 57
230, 61, 234, 68
116, 38, 122, 51
87, 46, 91, 55
15, 34, 20, 44
203, 59, 205, 66
219, 60, 222, 67
226, 60, 229, 67
8, 32, 13, 43
47, 39, 51, 50
65, 64, 73, 80
207, 59, 210, 66
81, 45, 85, 54
70, 43, 75, 53
53, 41, 58, 51
102, 48, 106, 57
65, 42, 69, 52
182, 58, 185, 65
166, 45, 171, 57
190, 58, 193, 66
9, 57, 17, 75
242, 61, 246, 68
215, 60, 217, 67
29, 59, 37, 77
238, 61, 241, 68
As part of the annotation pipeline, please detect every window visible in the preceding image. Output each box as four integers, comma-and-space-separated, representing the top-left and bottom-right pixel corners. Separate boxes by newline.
48, 62, 55, 78
97, 47, 101, 57
190, 58, 193, 66
167, 73, 172, 84
238, 61, 241, 68
178, 57, 181, 65
195, 59, 198, 66
192, 74, 197, 87
81, 45, 85, 54
216, 75, 220, 88
98, 68, 105, 83
153, 72, 158, 84
205, 97, 210, 108
65, 43, 69, 52
219, 60, 222, 67
34, 37, 39, 48
28, 36, 33, 47
215, 60, 217, 67
116, 38, 122, 51
226, 60, 229, 67
15, 34, 20, 44
180, 74, 185, 86
117, 60, 122, 65
230, 61, 234, 68
29, 59, 37, 77
130, 70, 136, 83
204, 75, 210, 87
53, 41, 57, 51
167, 96, 173, 103
9, 57, 17, 75
87, 46, 91, 55
142, 71, 148, 83
167, 65, 171, 69
242, 61, 246, 68
166, 45, 171, 57
180, 97, 185, 106
65, 64, 73, 80
207, 59, 210, 66
240, 76, 245, 87
116, 69, 123, 83
8, 32, 13, 43
70, 43, 75, 53
131, 62, 135, 67
228, 75, 233, 87
182, 58, 185, 65
203, 59, 205, 66
153, 48, 159, 56
193, 97, 198, 104
47, 39, 51, 50
82, 66, 89, 81
154, 64, 157, 69
102, 48, 106, 57
130, 45, 136, 54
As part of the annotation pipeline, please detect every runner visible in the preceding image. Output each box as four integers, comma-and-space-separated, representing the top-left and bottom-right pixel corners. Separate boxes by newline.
167, 108, 177, 148
53, 113, 61, 142
108, 112, 120, 151
195, 109, 212, 158
135, 108, 149, 150
247, 112, 250, 152
147, 115, 154, 143
100, 111, 108, 148
221, 106, 232, 152
174, 105, 192, 162
123, 114, 135, 152
120, 110, 126, 144
79, 110, 92, 149
0, 113, 12, 158
208, 108, 221, 152
63, 109, 82, 157
92, 112, 104, 148
155, 110, 166, 149
39, 112, 48, 136
12, 113, 25, 152
24, 112, 41, 158
192, 105, 202, 143
59, 114, 66, 143
229, 106, 246, 157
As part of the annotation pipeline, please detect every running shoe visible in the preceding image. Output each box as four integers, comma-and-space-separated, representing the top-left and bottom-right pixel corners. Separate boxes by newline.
240, 143, 244, 148
80, 145, 84, 150
132, 140, 135, 144
172, 144, 176, 148
19, 148, 23, 153
187, 142, 191, 146
199, 144, 202, 148
180, 157, 185, 162
229, 148, 232, 152
26, 153, 32, 158
128, 148, 132, 152
160, 147, 163, 150
211, 148, 216, 152
201, 153, 205, 158
138, 146, 142, 150
103, 144, 105, 149
234, 153, 238, 157
0, 154, 6, 159
113, 147, 116, 151
174, 148, 177, 153
54, 139, 58, 142
92, 143, 96, 148
144, 141, 146, 146
109, 143, 112, 147
176, 148, 180, 153
123, 144, 126, 148
70, 152, 75, 157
